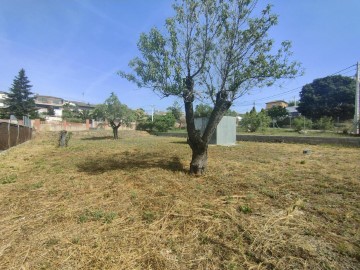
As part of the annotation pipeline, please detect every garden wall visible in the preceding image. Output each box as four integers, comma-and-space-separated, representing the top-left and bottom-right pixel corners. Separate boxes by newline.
31, 119, 137, 132
0, 121, 32, 150
236, 134, 360, 147
160, 132, 360, 147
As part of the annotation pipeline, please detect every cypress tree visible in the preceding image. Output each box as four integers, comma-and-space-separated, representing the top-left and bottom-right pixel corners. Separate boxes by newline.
5, 69, 36, 119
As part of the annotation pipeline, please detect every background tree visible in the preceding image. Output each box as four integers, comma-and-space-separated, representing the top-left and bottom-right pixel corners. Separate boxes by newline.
167, 101, 182, 120
96, 93, 135, 139
79, 109, 91, 121
297, 75, 355, 121
4, 69, 36, 119
194, 104, 212, 118
134, 108, 148, 123
62, 103, 83, 123
267, 105, 288, 125
47, 106, 55, 116
153, 113, 176, 132
120, 0, 301, 174
91, 104, 107, 121
195, 103, 238, 118
225, 108, 239, 117
167, 101, 183, 127
287, 100, 299, 107
240, 107, 271, 132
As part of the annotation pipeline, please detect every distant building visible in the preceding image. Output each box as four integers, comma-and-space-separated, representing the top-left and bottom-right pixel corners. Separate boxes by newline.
34, 95, 96, 117
70, 101, 95, 111
34, 95, 64, 117
0, 91, 7, 108
286, 106, 301, 117
0, 92, 95, 118
265, 100, 288, 110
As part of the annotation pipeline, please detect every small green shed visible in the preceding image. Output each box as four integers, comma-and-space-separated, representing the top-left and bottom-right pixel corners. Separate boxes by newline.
194, 116, 236, 145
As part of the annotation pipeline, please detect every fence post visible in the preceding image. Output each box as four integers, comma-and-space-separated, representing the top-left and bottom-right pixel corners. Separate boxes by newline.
8, 120, 10, 149
17, 122, 20, 145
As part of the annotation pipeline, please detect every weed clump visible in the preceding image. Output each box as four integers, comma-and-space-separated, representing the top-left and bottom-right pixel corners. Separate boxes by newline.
78, 209, 117, 224
1, 174, 17, 184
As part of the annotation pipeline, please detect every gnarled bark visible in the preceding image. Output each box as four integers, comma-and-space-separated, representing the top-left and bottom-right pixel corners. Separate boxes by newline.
58, 130, 70, 147
183, 77, 232, 175
112, 127, 119, 139
109, 120, 121, 139
189, 139, 208, 175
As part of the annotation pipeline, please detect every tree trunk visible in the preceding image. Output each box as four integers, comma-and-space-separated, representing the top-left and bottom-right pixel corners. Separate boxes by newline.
58, 130, 69, 147
113, 127, 119, 139
182, 77, 232, 175
110, 121, 121, 139
189, 143, 208, 175
183, 76, 209, 175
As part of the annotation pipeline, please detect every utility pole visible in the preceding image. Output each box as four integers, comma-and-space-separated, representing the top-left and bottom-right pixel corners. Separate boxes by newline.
150, 105, 155, 122
355, 62, 360, 135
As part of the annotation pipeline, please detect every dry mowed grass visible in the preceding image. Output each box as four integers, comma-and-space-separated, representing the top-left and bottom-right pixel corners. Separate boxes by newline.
0, 130, 359, 270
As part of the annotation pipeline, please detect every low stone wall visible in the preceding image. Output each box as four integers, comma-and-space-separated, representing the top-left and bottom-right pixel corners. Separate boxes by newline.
236, 134, 360, 147
160, 132, 360, 147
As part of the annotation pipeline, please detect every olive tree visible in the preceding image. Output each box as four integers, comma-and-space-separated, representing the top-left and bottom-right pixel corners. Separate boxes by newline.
94, 93, 135, 139
120, 0, 301, 175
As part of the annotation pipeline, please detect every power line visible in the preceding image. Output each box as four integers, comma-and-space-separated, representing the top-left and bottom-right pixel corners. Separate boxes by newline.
236, 63, 357, 107
329, 64, 356, 76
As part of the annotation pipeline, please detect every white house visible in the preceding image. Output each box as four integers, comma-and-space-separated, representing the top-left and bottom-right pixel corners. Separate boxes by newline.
0, 91, 7, 108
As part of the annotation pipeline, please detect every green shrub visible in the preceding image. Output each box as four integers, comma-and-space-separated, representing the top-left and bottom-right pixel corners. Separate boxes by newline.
313, 117, 334, 131
136, 120, 153, 131
240, 108, 271, 132
137, 113, 176, 132
335, 121, 354, 134
293, 117, 312, 131
153, 113, 176, 132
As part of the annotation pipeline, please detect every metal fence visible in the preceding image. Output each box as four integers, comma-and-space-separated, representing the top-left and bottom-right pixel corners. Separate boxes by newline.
0, 116, 32, 151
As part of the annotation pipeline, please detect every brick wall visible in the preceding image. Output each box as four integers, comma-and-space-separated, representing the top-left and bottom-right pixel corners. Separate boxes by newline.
0, 122, 32, 150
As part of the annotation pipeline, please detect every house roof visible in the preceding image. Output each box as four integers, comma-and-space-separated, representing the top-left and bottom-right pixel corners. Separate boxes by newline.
69, 100, 96, 108
34, 94, 63, 100
265, 100, 288, 104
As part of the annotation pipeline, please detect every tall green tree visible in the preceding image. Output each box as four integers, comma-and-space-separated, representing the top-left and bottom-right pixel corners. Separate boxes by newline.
194, 104, 212, 118
120, 0, 301, 175
267, 105, 288, 122
4, 69, 36, 119
167, 101, 183, 121
134, 108, 148, 123
95, 93, 135, 139
240, 107, 271, 132
297, 75, 356, 121
62, 103, 78, 120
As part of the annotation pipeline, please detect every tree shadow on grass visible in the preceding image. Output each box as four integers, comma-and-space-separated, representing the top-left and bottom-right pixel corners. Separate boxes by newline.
77, 152, 186, 174
81, 136, 114, 141
170, 141, 188, 144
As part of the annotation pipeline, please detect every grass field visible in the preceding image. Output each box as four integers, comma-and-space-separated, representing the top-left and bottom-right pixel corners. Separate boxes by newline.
0, 130, 359, 269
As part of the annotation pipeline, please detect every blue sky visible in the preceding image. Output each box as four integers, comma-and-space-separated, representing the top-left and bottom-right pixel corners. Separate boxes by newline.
0, 0, 359, 114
